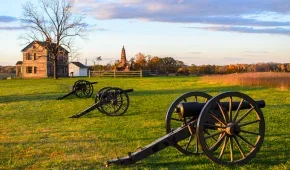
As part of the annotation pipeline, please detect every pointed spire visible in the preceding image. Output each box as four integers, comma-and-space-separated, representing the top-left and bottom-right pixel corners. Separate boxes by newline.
121, 46, 126, 65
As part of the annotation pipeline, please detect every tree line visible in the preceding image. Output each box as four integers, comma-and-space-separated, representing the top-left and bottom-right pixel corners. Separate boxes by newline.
0, 66, 16, 73
90, 52, 290, 75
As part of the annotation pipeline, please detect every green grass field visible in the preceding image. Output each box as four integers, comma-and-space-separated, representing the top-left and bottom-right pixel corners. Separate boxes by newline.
0, 76, 289, 169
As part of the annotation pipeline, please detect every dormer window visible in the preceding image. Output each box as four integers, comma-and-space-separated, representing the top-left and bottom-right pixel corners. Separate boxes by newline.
34, 53, 37, 60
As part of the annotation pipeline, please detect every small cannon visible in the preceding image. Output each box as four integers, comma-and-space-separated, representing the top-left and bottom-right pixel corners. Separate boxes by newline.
106, 91, 265, 166
70, 87, 134, 118
57, 80, 97, 100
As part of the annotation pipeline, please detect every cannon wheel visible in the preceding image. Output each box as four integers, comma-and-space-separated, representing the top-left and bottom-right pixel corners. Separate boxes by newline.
197, 92, 265, 165
74, 80, 94, 98
94, 87, 112, 113
165, 92, 212, 155
99, 87, 130, 116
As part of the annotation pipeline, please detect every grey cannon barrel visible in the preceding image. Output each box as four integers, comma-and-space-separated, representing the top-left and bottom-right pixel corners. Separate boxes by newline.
177, 100, 266, 117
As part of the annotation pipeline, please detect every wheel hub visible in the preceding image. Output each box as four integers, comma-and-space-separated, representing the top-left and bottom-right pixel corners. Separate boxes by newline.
225, 122, 240, 136
111, 99, 118, 105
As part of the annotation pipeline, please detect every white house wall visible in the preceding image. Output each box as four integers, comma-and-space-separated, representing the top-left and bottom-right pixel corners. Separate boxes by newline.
69, 64, 80, 76
69, 64, 88, 76
79, 68, 88, 76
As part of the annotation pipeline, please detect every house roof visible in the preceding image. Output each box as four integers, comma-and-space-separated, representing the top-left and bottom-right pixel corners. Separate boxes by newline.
21, 41, 69, 53
70, 62, 87, 68
16, 61, 23, 65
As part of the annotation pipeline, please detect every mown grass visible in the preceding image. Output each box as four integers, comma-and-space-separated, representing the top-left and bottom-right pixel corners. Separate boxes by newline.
0, 76, 290, 169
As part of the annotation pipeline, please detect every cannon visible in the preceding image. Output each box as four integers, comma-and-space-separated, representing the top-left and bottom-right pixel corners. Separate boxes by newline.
106, 91, 265, 166
57, 80, 97, 100
69, 87, 134, 118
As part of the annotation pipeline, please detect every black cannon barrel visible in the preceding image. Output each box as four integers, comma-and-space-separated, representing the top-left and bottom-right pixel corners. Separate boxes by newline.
122, 88, 134, 93
177, 100, 265, 118
99, 88, 134, 97
90, 82, 98, 84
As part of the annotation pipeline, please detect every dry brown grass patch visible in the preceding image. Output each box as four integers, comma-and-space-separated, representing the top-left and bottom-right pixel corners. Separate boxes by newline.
201, 72, 290, 90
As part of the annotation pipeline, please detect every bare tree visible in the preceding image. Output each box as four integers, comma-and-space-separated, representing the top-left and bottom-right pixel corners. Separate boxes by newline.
96, 56, 102, 66
21, 0, 86, 79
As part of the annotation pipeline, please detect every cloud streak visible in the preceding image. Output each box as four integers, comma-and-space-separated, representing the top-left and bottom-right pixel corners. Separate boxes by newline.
0, 16, 18, 22
187, 26, 290, 35
75, 0, 290, 35
0, 26, 26, 31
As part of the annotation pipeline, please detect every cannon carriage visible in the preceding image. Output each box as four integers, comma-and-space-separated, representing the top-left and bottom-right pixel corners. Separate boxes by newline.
56, 80, 134, 117
106, 91, 265, 166
69, 87, 134, 118
57, 80, 97, 100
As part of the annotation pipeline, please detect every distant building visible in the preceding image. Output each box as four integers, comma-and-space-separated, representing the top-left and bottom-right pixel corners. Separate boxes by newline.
16, 40, 69, 78
69, 62, 88, 77
116, 46, 130, 71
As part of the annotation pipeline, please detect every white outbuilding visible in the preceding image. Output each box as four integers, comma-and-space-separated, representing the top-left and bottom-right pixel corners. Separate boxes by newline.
69, 62, 88, 77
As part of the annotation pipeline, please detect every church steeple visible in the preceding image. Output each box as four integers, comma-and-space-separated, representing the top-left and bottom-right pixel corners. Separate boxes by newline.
116, 46, 130, 71
120, 46, 126, 65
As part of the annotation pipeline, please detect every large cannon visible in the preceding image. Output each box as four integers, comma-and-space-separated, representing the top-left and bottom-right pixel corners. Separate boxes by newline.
70, 87, 134, 118
57, 80, 97, 100
106, 91, 265, 166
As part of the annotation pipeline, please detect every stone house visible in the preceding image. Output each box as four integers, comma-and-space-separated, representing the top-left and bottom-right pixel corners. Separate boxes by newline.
16, 41, 69, 78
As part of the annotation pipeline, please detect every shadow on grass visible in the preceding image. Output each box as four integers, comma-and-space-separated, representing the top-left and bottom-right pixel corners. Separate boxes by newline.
0, 85, 268, 104
125, 85, 268, 97
0, 92, 90, 103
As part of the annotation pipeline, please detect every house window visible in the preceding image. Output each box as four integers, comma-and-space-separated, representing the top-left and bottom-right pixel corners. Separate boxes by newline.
63, 66, 67, 74
26, 66, 33, 73
34, 67, 38, 74
26, 53, 31, 60
34, 53, 37, 60
59, 54, 63, 62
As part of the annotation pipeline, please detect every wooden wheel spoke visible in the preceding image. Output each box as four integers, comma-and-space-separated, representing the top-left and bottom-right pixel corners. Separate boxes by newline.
204, 129, 217, 141
229, 136, 234, 162
237, 134, 255, 148
233, 136, 245, 158
204, 130, 224, 140
239, 120, 260, 127
195, 134, 199, 153
218, 135, 228, 159
217, 102, 228, 123
210, 111, 226, 126
229, 96, 233, 122
185, 135, 194, 150
236, 107, 254, 124
240, 130, 260, 135
204, 123, 225, 129
208, 133, 225, 152
194, 96, 198, 102
233, 99, 244, 121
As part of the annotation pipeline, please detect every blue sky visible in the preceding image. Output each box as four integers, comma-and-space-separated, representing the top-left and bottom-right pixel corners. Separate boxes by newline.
0, 0, 290, 66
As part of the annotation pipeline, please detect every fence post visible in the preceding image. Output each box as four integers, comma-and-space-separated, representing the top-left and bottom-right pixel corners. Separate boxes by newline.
114, 70, 116, 78
140, 70, 142, 78
89, 70, 91, 78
